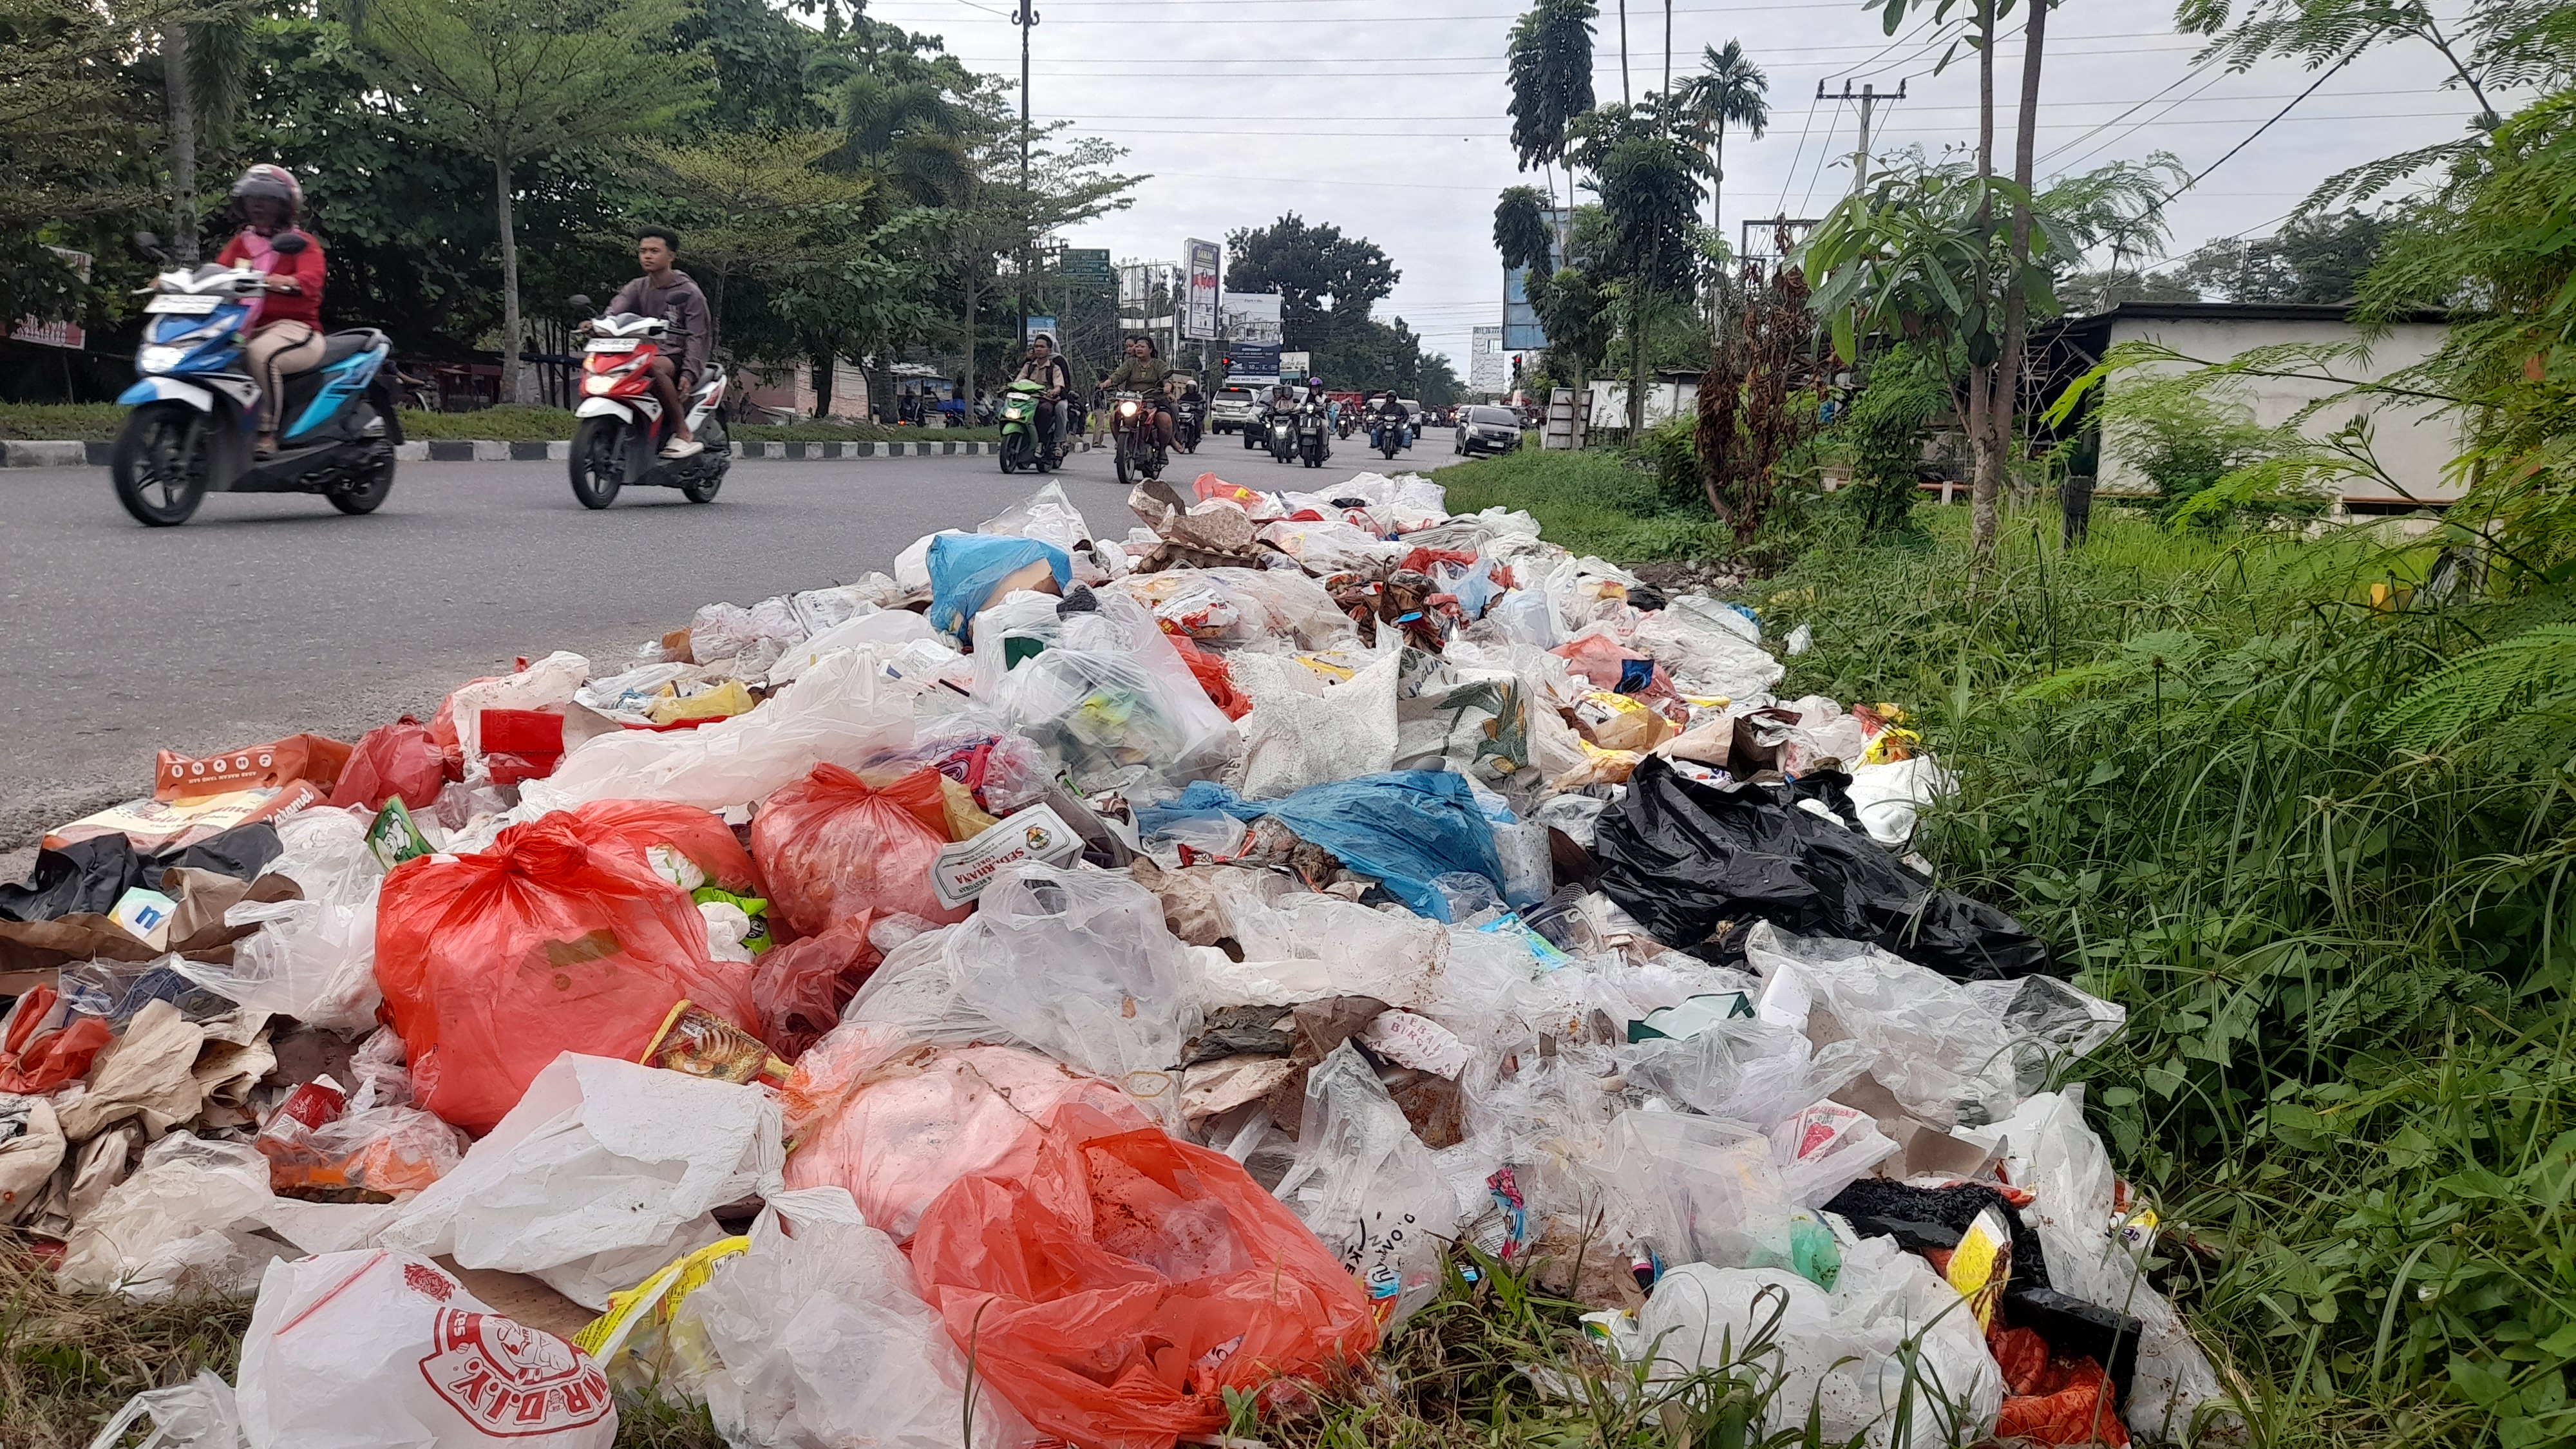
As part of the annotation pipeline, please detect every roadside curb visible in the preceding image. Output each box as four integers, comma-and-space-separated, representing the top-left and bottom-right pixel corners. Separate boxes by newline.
1, 437, 1099, 468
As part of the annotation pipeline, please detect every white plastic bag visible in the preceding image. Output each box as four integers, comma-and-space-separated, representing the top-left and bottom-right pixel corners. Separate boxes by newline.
57, 1134, 289, 1300
526, 647, 916, 813
1273, 1041, 1459, 1322
1, 1090, 66, 1226
671, 1188, 1039, 1449
193, 806, 386, 1032
383, 1054, 782, 1309
448, 651, 591, 779
1630, 600, 1785, 701
764, 607, 936, 688
1747, 924, 2022, 1127
1230, 649, 1400, 799
1846, 755, 1955, 847
238, 1249, 617, 1449
85, 1372, 243, 1449
979, 478, 1093, 551
972, 591, 1240, 790
949, 864, 1205, 1089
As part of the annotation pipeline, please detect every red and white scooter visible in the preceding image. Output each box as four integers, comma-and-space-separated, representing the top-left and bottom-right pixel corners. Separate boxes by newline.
565, 299, 731, 509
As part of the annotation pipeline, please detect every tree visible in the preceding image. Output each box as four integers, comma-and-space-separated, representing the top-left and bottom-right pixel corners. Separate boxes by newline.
150, 1, 252, 264
355, 0, 704, 402
0, 0, 147, 326
1506, 0, 1596, 253
1673, 41, 1768, 264
1224, 214, 1399, 352
627, 128, 871, 354
2167, 209, 2392, 302
1571, 104, 1705, 432
1493, 185, 1555, 274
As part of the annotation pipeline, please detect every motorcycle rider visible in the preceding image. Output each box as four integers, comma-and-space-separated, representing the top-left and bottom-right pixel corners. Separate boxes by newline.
1098, 334, 1179, 451
1369, 390, 1412, 451
1012, 332, 1072, 458
597, 226, 712, 459
214, 165, 327, 459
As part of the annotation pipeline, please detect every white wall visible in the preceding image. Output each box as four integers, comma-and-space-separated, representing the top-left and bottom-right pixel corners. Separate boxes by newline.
2100, 316, 2459, 504
1588, 379, 1700, 431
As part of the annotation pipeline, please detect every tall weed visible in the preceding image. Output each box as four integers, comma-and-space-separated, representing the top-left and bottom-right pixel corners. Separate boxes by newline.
1759, 504, 2576, 1448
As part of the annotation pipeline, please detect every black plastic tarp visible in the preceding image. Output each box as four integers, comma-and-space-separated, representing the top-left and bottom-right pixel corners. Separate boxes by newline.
0, 823, 283, 923
1592, 757, 2055, 980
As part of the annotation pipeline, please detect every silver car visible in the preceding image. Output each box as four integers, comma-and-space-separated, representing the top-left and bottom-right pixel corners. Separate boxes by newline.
1453, 404, 1523, 457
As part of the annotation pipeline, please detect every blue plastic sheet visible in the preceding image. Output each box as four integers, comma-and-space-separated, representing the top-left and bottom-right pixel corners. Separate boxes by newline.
1137, 771, 1505, 922
927, 533, 1072, 639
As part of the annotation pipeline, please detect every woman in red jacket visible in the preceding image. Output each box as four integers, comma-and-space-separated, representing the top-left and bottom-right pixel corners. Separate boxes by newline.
214, 164, 327, 457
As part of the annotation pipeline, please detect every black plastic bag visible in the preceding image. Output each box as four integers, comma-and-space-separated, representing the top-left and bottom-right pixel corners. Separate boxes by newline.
1593, 757, 2055, 980
0, 822, 283, 923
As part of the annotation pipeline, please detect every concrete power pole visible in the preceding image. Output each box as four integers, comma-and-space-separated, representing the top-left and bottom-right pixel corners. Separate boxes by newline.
1816, 79, 1908, 196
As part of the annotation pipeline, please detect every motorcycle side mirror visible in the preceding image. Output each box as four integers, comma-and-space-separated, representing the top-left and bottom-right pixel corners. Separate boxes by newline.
568, 294, 593, 313
271, 230, 309, 256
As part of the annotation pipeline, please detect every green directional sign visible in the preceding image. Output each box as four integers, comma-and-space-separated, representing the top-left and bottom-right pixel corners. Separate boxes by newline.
1061, 248, 1113, 287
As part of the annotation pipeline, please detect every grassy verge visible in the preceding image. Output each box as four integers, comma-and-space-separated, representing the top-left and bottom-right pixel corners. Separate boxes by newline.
1752, 501, 2572, 1449
0, 1246, 252, 1449
0, 402, 997, 445
1433, 444, 1734, 561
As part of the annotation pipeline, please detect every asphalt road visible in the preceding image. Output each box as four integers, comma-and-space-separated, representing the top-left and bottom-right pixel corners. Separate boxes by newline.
0, 423, 1441, 850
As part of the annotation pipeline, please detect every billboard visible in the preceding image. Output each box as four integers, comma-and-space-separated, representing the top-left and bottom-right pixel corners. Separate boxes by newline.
1225, 343, 1282, 381
1025, 315, 1057, 346
1184, 239, 1221, 340
1219, 291, 1283, 345
1470, 325, 1506, 393
1062, 247, 1113, 287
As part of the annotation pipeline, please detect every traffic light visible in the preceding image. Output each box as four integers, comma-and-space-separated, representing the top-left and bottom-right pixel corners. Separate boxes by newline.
1511, 354, 1524, 383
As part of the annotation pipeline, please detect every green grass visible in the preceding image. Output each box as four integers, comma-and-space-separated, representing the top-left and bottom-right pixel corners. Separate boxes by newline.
1434, 444, 1736, 561
1752, 500, 2576, 1449
0, 401, 996, 444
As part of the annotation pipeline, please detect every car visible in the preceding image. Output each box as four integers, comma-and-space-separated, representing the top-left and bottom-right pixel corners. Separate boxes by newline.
1209, 383, 1268, 435
1454, 404, 1523, 457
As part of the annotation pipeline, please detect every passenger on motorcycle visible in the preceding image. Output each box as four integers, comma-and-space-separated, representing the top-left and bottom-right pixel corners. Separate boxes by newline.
216, 166, 327, 459
1369, 390, 1412, 450
598, 227, 712, 459
1099, 334, 1179, 450
1013, 333, 1072, 455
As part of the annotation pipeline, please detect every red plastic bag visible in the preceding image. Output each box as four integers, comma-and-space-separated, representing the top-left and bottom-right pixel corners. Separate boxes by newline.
480, 708, 565, 785
328, 718, 448, 812
0, 986, 112, 1093
374, 811, 761, 1133
1991, 1327, 2130, 1447
909, 1101, 1378, 1449
569, 799, 763, 895
746, 911, 878, 1059
750, 765, 967, 937
1166, 634, 1251, 720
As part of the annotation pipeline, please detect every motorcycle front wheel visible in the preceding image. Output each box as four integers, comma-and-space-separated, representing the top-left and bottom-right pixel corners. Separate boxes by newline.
1112, 431, 1135, 487
569, 417, 623, 509
111, 402, 209, 527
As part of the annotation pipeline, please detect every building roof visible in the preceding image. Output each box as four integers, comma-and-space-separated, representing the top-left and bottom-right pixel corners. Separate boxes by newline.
2052, 299, 2449, 328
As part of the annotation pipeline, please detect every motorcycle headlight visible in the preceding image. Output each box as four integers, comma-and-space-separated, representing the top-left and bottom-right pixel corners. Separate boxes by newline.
584, 375, 615, 395
139, 344, 190, 373
1119, 401, 1138, 417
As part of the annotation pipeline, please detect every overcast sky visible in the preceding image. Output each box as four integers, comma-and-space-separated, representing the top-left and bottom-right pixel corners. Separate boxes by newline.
860, 0, 2508, 369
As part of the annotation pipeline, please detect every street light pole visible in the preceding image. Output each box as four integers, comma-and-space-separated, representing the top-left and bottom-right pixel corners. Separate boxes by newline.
1014, 0, 1038, 352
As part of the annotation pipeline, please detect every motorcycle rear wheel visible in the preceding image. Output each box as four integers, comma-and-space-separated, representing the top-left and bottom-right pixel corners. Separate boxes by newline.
111, 402, 208, 527
680, 469, 723, 504
328, 404, 398, 514
569, 417, 623, 509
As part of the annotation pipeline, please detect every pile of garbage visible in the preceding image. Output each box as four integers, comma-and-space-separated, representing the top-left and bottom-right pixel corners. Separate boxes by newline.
5, 472, 2227, 1449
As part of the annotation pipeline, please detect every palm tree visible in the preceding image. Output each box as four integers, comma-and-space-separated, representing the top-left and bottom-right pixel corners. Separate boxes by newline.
1504, 0, 1596, 258
155, 11, 251, 263
1675, 41, 1768, 257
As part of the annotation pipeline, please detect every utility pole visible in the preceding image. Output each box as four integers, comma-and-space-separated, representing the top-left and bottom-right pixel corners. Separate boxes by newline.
1014, 0, 1039, 352
1816, 79, 1906, 196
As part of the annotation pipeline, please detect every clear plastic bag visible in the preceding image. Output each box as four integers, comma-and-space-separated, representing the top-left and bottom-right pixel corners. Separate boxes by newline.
663, 1188, 1039, 1449
187, 807, 384, 1034
1230, 650, 1400, 799
979, 478, 1094, 552
949, 864, 1205, 1090
84, 1372, 242, 1449
1747, 924, 2026, 1128
526, 648, 917, 816
57, 1133, 289, 1300
973, 591, 1240, 791
1274, 1040, 1459, 1323
1623, 1018, 1870, 1131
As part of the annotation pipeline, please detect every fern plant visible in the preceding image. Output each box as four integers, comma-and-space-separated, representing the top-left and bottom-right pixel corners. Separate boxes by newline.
2378, 620, 2576, 750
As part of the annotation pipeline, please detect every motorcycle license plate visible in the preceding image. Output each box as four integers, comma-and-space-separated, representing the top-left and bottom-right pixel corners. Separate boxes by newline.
587, 338, 639, 354
146, 294, 221, 315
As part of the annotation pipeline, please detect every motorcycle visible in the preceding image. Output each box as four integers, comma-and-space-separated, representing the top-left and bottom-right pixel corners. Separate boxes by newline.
1296, 397, 1332, 468
109, 232, 400, 527
565, 294, 730, 509
1263, 403, 1298, 464
996, 379, 1057, 474
1109, 390, 1168, 486
1375, 411, 1408, 460
1336, 410, 1357, 439
1173, 395, 1205, 453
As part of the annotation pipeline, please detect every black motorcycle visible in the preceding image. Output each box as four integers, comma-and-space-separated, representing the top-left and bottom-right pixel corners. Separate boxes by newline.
1263, 402, 1298, 464
1296, 397, 1332, 468
1174, 394, 1205, 454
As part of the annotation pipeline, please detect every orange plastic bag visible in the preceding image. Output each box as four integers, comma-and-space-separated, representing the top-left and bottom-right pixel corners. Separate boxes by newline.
156, 733, 352, 801
374, 811, 762, 1134
570, 798, 764, 895
909, 1101, 1378, 1449
1166, 634, 1251, 720
1991, 1326, 2130, 1447
0, 986, 113, 1093
750, 764, 967, 937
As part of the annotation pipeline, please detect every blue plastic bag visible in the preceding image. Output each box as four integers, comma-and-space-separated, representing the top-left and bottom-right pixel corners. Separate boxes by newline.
1137, 771, 1505, 922
927, 533, 1071, 640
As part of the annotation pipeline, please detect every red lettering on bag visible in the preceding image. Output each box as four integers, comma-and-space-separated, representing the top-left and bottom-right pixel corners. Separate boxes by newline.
417, 1309, 612, 1436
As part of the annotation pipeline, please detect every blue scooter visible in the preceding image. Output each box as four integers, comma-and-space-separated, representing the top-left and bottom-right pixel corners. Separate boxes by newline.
110, 231, 401, 527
